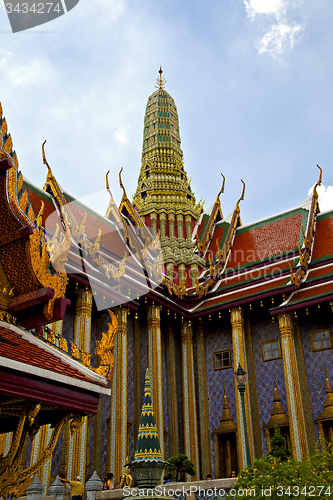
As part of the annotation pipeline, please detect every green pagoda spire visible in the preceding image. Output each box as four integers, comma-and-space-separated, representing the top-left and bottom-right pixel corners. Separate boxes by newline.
134, 368, 162, 461
132, 69, 204, 288
133, 68, 200, 215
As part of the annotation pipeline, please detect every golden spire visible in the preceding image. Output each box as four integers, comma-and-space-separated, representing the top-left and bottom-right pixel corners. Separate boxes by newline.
155, 67, 166, 90
316, 364, 333, 423
213, 386, 236, 434
264, 376, 288, 428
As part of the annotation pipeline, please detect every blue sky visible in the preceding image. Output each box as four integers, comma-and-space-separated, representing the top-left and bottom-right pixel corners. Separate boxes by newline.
0, 0, 332, 225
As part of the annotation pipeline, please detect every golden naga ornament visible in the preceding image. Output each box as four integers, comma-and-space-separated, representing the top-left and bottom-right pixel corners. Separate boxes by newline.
95, 309, 118, 381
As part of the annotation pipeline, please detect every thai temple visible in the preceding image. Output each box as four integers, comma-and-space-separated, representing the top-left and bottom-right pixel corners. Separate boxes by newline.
0, 68, 333, 495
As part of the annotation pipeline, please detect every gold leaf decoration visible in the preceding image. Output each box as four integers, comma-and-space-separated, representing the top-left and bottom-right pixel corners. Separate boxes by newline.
95, 309, 118, 381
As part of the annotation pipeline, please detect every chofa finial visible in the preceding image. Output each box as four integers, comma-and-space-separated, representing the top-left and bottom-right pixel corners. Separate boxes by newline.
156, 67, 167, 90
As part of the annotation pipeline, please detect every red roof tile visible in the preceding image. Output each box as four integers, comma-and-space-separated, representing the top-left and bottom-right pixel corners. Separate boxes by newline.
312, 215, 333, 261
216, 259, 295, 291
0, 325, 107, 388
195, 276, 289, 311
288, 281, 333, 304
226, 213, 302, 269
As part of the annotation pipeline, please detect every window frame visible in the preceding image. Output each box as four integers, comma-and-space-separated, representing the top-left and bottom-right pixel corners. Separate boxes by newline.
213, 349, 232, 371
310, 329, 332, 352
261, 339, 282, 362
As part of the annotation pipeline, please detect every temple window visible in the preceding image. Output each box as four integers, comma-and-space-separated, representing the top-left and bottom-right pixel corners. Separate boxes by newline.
261, 340, 281, 361
310, 329, 332, 351
214, 349, 231, 370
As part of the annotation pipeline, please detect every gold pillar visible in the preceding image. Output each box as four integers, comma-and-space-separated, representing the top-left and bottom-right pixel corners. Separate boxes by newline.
179, 263, 185, 285
73, 288, 93, 352
160, 213, 166, 238
169, 213, 175, 238
230, 307, 254, 471
278, 313, 309, 460
196, 322, 212, 479
147, 304, 164, 458
190, 264, 198, 288
166, 322, 179, 457
177, 214, 184, 239
134, 315, 142, 442
67, 288, 93, 482
181, 320, 199, 480
167, 263, 174, 281
109, 306, 128, 481
150, 212, 157, 236
30, 425, 52, 492
185, 215, 192, 240
59, 421, 70, 478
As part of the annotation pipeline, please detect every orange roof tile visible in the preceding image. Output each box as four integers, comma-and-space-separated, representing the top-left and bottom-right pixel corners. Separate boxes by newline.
312, 215, 333, 262
0, 325, 107, 388
226, 213, 302, 269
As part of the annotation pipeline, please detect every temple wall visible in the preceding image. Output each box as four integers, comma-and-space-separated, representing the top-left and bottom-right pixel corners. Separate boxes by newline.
297, 307, 333, 444
205, 314, 235, 477
249, 311, 287, 456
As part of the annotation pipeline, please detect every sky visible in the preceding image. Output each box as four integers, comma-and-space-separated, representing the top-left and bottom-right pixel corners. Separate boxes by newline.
0, 0, 333, 225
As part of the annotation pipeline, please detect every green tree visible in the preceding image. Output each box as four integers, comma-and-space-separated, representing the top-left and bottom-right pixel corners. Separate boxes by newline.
166, 454, 196, 482
233, 443, 333, 499
265, 427, 291, 461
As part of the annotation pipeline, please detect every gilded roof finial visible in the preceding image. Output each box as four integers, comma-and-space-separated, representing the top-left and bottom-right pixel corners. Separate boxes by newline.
155, 67, 166, 90
42, 140, 53, 182
238, 179, 245, 205
217, 173, 225, 199
119, 167, 128, 200
313, 164, 322, 200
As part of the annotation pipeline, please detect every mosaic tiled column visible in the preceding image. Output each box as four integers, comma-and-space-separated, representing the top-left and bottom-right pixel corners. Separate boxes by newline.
166, 263, 174, 281
169, 214, 175, 238
278, 313, 309, 460
150, 212, 157, 236
0, 433, 12, 463
133, 315, 142, 442
59, 421, 70, 478
166, 322, 179, 458
67, 288, 93, 482
190, 263, 198, 288
230, 307, 254, 471
181, 320, 199, 480
185, 215, 192, 240
73, 288, 93, 351
147, 304, 164, 458
196, 322, 212, 479
30, 425, 52, 493
177, 214, 184, 239
160, 213, 166, 238
179, 263, 185, 286
109, 306, 128, 482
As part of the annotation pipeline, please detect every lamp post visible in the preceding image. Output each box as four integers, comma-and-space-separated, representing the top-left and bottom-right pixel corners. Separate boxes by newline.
235, 363, 251, 468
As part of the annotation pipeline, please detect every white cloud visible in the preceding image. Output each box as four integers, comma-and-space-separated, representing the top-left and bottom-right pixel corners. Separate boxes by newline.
115, 126, 131, 145
244, 0, 285, 18
308, 184, 333, 213
256, 22, 302, 57
244, 0, 304, 58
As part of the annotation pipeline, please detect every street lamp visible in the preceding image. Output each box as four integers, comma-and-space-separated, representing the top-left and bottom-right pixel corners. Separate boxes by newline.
235, 363, 251, 468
